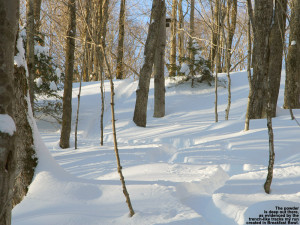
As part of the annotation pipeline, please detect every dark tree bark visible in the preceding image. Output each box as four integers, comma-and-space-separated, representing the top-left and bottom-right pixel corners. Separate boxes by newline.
133, 0, 166, 127
283, 0, 300, 109
12, 57, 37, 207
246, 0, 274, 119
82, 0, 92, 82
153, 0, 166, 118
116, 0, 126, 79
247, 0, 287, 119
245, 17, 252, 131
264, 37, 276, 194
268, 0, 287, 117
60, 0, 76, 149
0, 2, 19, 224
264, 79, 275, 194
26, 0, 35, 115
0, 1, 37, 224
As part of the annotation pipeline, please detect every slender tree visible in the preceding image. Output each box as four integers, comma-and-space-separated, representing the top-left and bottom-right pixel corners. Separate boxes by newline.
169, 0, 177, 77
178, 0, 184, 65
75, 73, 82, 149
189, 0, 195, 87
225, 0, 237, 120
101, 44, 135, 217
116, 0, 126, 79
214, 0, 222, 123
264, 70, 275, 194
133, 0, 167, 127
82, 0, 92, 82
209, 0, 218, 73
95, 0, 110, 146
60, 0, 77, 149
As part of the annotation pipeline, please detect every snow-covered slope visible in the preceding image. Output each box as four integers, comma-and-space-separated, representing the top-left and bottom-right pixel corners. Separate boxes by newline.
12, 71, 300, 225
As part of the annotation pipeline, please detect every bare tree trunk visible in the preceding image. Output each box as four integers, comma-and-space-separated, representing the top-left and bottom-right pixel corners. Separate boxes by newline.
189, 0, 195, 87
26, 0, 35, 115
283, 0, 300, 109
154, 1, 166, 118
101, 45, 135, 217
0, 2, 19, 224
60, 0, 76, 149
13, 34, 38, 207
169, 0, 177, 77
75, 73, 82, 150
245, 17, 252, 131
116, 0, 126, 79
225, 0, 237, 120
0, 1, 37, 223
83, 0, 91, 82
133, 0, 166, 127
178, 0, 184, 65
264, 59, 275, 194
214, 0, 222, 123
98, 0, 109, 145
268, 0, 287, 117
209, 1, 219, 73
247, 0, 274, 119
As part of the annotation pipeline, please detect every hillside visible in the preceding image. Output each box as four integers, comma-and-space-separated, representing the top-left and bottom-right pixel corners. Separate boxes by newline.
12, 71, 300, 225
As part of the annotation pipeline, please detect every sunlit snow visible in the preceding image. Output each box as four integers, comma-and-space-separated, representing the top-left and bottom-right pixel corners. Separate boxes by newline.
12, 70, 300, 225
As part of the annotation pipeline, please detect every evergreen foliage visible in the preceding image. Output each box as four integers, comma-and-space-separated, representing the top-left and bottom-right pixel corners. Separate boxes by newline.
178, 41, 214, 85
21, 29, 63, 122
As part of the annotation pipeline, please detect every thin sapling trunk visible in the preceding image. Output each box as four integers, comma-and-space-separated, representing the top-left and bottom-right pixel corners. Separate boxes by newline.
101, 45, 135, 217
75, 73, 82, 149
264, 68, 275, 194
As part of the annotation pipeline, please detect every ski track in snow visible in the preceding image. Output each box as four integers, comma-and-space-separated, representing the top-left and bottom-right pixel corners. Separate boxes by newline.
12, 71, 300, 225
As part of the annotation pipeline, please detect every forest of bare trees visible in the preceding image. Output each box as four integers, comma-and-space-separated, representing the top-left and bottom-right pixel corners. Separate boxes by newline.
1, 0, 300, 223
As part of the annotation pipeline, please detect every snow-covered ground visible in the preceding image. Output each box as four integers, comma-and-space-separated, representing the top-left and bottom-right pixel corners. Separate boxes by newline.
12, 71, 300, 225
